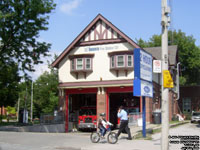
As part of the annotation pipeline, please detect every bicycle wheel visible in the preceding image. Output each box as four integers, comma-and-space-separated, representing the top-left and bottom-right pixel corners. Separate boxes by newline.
90, 132, 100, 143
107, 132, 118, 144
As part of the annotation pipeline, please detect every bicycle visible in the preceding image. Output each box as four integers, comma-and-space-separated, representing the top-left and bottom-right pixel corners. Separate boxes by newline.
90, 129, 118, 144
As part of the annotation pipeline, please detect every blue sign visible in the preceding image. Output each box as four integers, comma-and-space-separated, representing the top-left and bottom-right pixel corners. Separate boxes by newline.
133, 48, 153, 98
133, 79, 153, 98
134, 48, 152, 82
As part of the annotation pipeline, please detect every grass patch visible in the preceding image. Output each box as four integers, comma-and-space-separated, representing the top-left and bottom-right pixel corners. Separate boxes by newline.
134, 132, 153, 140
170, 120, 180, 124
133, 121, 189, 140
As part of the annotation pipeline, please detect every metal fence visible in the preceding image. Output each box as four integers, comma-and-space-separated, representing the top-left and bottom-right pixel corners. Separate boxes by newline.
128, 112, 142, 126
40, 112, 65, 124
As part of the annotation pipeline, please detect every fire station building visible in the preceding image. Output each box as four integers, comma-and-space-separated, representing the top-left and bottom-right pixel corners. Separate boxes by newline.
52, 14, 179, 132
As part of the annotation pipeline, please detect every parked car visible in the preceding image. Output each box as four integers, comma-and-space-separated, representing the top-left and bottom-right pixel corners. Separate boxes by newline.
191, 112, 200, 123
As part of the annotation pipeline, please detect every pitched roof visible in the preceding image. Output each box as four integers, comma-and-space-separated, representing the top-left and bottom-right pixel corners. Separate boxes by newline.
144, 45, 178, 66
52, 14, 140, 68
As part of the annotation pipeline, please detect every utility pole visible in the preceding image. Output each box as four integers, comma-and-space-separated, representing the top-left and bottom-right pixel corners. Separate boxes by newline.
161, 0, 170, 150
17, 96, 20, 122
30, 80, 33, 122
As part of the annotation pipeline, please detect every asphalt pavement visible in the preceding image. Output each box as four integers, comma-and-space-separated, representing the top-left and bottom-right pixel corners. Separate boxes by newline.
0, 122, 199, 150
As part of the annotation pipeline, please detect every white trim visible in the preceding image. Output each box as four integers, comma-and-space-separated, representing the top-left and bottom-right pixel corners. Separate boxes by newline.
76, 58, 83, 70
116, 55, 125, 67
85, 58, 91, 70
127, 55, 133, 67
111, 56, 115, 68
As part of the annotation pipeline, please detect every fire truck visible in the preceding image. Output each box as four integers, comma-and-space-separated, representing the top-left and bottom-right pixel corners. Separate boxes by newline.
78, 106, 97, 130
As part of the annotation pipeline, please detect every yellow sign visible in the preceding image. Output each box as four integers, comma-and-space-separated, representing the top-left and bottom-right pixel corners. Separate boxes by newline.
163, 70, 174, 88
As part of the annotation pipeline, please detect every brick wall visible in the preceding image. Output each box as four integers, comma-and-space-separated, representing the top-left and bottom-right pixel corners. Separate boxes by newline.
97, 93, 106, 120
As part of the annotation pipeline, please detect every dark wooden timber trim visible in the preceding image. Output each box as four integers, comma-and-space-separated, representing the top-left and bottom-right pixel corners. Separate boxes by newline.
77, 39, 126, 46
108, 50, 133, 56
69, 54, 94, 60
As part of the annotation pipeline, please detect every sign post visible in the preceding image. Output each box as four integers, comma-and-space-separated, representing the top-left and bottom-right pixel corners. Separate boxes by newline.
133, 48, 153, 138
142, 96, 146, 137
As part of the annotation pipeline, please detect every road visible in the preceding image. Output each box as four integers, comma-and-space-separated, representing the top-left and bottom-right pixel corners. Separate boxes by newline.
0, 123, 199, 150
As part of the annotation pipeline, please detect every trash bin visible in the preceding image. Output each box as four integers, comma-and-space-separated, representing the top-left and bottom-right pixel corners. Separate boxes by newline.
153, 112, 161, 124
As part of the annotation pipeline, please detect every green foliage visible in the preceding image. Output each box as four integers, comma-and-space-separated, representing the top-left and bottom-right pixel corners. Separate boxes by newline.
0, 61, 20, 108
179, 76, 186, 86
42, 92, 58, 113
18, 63, 58, 118
0, 0, 56, 112
6, 106, 16, 115
32, 64, 58, 117
0, 0, 56, 75
137, 30, 200, 85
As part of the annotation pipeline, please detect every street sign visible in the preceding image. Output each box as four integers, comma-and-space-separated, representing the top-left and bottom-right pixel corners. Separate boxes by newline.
134, 79, 153, 98
133, 48, 153, 138
153, 60, 161, 73
163, 70, 174, 88
134, 48, 152, 82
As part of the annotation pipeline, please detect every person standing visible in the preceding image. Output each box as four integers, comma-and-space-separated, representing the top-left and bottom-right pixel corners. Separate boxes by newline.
117, 106, 132, 140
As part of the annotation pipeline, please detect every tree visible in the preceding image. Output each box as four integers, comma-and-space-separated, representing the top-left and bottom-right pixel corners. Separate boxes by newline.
0, 0, 56, 75
32, 62, 58, 118
0, 61, 20, 122
0, 0, 56, 110
137, 30, 200, 85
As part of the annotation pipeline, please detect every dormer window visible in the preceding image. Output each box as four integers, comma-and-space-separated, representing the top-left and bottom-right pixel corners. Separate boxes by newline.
69, 54, 94, 79
85, 58, 91, 70
127, 55, 133, 67
117, 55, 125, 67
108, 51, 133, 77
76, 58, 83, 70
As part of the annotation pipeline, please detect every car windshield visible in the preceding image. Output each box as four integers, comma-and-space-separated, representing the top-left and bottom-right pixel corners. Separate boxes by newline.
193, 112, 200, 116
79, 108, 96, 116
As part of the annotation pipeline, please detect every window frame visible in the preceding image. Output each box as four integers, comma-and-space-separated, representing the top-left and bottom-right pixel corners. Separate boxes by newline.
127, 55, 133, 67
76, 58, 83, 70
116, 55, 125, 67
71, 59, 75, 71
85, 58, 92, 70
111, 56, 115, 68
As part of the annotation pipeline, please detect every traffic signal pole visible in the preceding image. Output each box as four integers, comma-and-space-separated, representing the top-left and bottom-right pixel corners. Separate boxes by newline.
161, 0, 170, 150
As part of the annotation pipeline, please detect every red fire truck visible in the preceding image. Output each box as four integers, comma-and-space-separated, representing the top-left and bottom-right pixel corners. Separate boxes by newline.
78, 107, 97, 130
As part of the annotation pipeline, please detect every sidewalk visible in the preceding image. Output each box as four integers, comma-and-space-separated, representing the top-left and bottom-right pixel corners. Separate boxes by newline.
127, 120, 189, 139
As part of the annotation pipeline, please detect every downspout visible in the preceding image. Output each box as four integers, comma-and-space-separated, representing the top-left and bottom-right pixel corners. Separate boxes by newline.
176, 62, 181, 100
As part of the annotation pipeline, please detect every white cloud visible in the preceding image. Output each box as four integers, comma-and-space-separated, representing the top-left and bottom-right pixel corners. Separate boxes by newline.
60, 0, 83, 15
30, 50, 60, 81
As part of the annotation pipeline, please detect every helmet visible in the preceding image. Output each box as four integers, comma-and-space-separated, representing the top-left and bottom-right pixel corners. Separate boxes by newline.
100, 113, 106, 116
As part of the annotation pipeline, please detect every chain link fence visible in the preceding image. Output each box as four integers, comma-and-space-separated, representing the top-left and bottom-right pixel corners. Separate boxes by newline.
40, 112, 65, 124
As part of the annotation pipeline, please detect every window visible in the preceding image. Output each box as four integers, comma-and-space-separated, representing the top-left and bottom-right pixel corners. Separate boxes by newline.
76, 58, 83, 70
69, 54, 94, 79
117, 55, 124, 67
108, 51, 134, 77
85, 58, 91, 70
183, 98, 191, 113
127, 55, 133, 67
71, 59, 75, 70
111, 56, 115, 68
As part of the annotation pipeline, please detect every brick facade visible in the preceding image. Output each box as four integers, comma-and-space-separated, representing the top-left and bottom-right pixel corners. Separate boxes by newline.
97, 93, 106, 120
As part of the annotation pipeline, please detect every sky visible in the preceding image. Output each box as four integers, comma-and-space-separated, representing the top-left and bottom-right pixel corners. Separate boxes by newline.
32, 0, 200, 80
